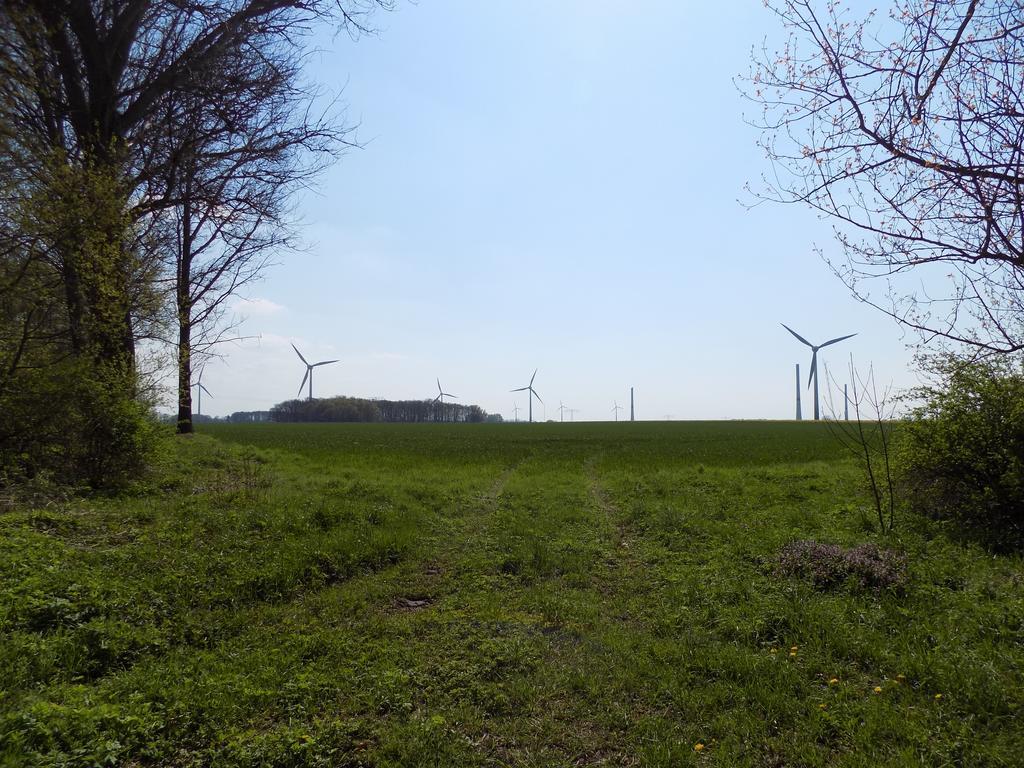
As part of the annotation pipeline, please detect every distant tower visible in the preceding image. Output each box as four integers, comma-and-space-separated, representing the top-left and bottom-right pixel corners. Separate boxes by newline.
795, 364, 802, 420
630, 387, 635, 422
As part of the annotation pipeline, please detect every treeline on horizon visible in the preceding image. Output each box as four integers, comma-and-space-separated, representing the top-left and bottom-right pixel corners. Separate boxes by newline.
270, 397, 489, 423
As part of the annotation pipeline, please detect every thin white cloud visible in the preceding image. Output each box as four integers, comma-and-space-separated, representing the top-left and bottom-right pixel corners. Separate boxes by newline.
233, 297, 286, 316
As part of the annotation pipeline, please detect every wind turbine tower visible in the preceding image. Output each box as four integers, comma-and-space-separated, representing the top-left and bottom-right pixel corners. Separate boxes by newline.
291, 343, 339, 401
612, 401, 623, 421
512, 403, 521, 423
781, 324, 856, 420
795, 363, 802, 420
511, 369, 543, 423
630, 387, 635, 422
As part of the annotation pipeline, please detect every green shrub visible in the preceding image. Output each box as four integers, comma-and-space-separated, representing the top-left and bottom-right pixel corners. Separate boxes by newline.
0, 357, 163, 490
897, 356, 1024, 549
0, 153, 164, 491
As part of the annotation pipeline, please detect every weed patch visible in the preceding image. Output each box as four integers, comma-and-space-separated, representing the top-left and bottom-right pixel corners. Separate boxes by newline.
775, 539, 907, 592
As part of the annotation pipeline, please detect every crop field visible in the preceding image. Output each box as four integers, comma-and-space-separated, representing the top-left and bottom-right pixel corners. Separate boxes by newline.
2, 422, 1022, 766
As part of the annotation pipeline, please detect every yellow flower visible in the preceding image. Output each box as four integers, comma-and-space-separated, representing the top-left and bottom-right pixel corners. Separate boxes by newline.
818, 703, 827, 710
896, 674, 905, 683
789, 651, 797, 657
874, 686, 883, 694
694, 743, 705, 752
790, 646, 799, 651
828, 678, 839, 685
935, 693, 943, 700
769, 648, 777, 654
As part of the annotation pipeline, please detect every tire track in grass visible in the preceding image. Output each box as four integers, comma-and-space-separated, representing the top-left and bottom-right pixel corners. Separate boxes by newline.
458, 461, 527, 574
422, 461, 519, 583
584, 454, 627, 552
384, 461, 523, 611
478, 463, 517, 513
583, 453, 655, 605
459, 460, 521, 543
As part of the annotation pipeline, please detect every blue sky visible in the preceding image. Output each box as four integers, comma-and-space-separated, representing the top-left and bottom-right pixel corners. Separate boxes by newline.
184, 1, 921, 420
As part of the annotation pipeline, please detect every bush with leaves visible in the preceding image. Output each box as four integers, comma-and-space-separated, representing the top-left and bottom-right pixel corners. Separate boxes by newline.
0, 357, 163, 490
898, 356, 1024, 550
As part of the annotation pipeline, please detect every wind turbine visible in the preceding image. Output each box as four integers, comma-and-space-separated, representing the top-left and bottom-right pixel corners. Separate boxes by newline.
512, 403, 521, 423
511, 369, 542, 423
568, 407, 580, 422
781, 324, 856, 420
193, 366, 212, 419
291, 343, 339, 401
433, 378, 456, 404
558, 401, 567, 422
612, 401, 623, 421
431, 378, 457, 423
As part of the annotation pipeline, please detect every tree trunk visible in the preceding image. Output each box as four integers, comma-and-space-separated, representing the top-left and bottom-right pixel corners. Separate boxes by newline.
62, 258, 86, 353
177, 318, 193, 434
176, 193, 194, 435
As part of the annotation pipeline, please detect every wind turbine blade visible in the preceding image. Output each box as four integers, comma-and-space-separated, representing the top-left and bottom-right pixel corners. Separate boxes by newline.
298, 369, 309, 398
437, 378, 443, 394
291, 343, 309, 365
530, 368, 537, 385
808, 351, 817, 388
433, 394, 441, 403
511, 386, 529, 392
532, 388, 543, 405
199, 384, 212, 396
444, 393, 456, 399
313, 359, 339, 367
781, 323, 813, 347
819, 333, 857, 348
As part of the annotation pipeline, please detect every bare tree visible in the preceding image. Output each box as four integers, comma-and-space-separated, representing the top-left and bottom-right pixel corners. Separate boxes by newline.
149, 38, 346, 433
824, 359, 898, 533
746, 1, 1024, 354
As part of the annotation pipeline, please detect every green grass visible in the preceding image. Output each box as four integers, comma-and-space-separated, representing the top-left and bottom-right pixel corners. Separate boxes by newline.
1, 422, 1021, 766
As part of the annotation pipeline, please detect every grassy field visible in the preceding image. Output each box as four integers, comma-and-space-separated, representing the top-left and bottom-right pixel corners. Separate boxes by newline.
1, 422, 1021, 766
